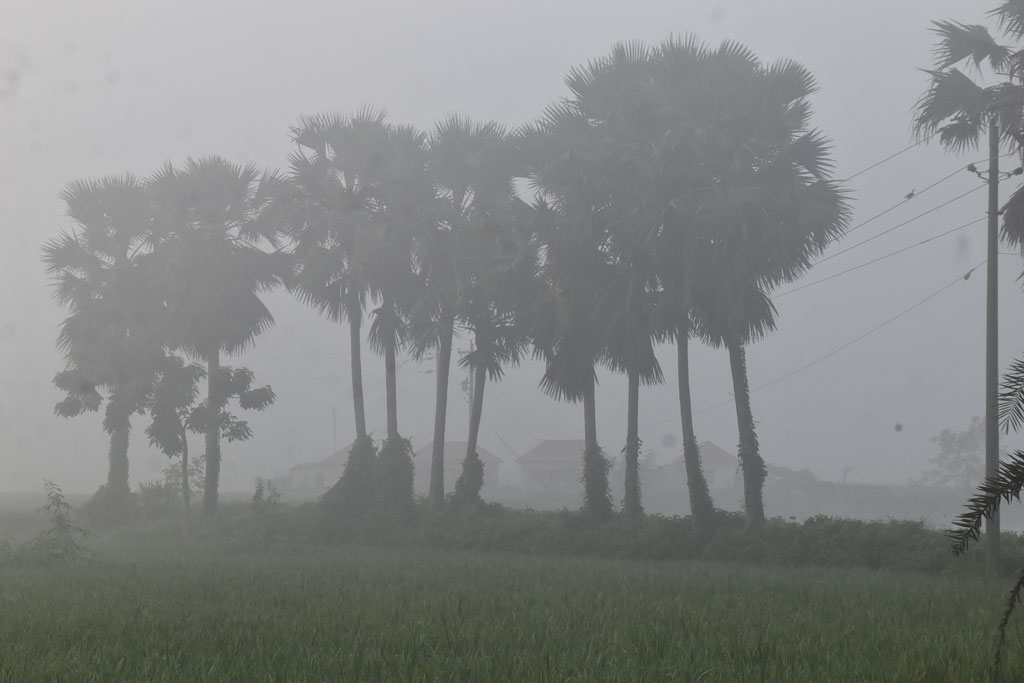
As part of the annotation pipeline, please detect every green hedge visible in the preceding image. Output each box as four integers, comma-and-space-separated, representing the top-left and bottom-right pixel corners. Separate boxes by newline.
100, 499, 1024, 577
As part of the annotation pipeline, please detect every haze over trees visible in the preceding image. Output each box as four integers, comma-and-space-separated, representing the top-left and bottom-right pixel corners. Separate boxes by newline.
16, 1, 1024, 679
40, 34, 852, 527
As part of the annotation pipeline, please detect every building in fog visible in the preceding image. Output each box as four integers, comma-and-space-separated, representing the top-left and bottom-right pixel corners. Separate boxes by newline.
655, 440, 742, 491
274, 442, 355, 498
412, 442, 503, 496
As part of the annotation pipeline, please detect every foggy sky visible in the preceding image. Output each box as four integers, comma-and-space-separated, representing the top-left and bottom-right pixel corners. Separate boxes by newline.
2, 0, 1020, 494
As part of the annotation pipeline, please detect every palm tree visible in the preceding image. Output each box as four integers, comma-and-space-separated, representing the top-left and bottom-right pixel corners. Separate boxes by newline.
522, 58, 652, 519
600, 265, 665, 517
529, 197, 615, 519
286, 109, 389, 510
365, 122, 436, 516
650, 38, 849, 527
452, 198, 538, 507
149, 157, 289, 516
914, 1, 1024, 570
43, 175, 165, 525
413, 115, 532, 508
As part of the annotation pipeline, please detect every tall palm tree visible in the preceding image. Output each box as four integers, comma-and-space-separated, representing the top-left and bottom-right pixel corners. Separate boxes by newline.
650, 38, 849, 527
43, 175, 165, 525
286, 109, 389, 508
365, 122, 435, 516
529, 197, 615, 519
149, 157, 289, 516
413, 115, 531, 508
523, 59, 653, 518
600, 265, 665, 517
452, 197, 538, 507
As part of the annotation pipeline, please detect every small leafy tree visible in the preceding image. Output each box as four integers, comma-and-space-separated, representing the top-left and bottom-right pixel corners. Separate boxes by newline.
146, 354, 205, 508
186, 366, 276, 467
918, 417, 985, 490
28, 480, 87, 565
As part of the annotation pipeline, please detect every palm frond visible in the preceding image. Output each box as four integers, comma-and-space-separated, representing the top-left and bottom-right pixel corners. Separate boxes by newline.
1000, 356, 1024, 433
930, 20, 1010, 71
949, 449, 1024, 556
992, 1, 1024, 41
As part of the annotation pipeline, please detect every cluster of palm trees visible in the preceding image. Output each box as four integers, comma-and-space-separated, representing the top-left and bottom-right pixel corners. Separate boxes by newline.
45, 36, 850, 528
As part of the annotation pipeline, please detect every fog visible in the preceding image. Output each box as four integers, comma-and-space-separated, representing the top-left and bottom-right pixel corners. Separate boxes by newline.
1, 0, 1019, 495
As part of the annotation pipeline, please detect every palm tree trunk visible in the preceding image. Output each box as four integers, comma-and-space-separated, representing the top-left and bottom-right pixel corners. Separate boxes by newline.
98, 410, 132, 525
623, 366, 642, 517
677, 329, 715, 532
726, 337, 766, 528
106, 407, 131, 498
582, 369, 611, 518
584, 371, 598, 452
180, 424, 190, 510
383, 295, 399, 442
429, 311, 454, 510
349, 292, 367, 441
203, 347, 221, 517
385, 342, 398, 440
455, 359, 487, 505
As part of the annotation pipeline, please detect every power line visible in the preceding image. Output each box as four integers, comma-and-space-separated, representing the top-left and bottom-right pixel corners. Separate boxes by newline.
735, 261, 984, 397
635, 261, 984, 429
843, 165, 966, 238
840, 133, 938, 182
776, 217, 984, 298
817, 184, 985, 266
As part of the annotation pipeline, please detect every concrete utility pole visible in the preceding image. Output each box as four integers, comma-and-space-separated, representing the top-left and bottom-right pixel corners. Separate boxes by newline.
986, 120, 1001, 576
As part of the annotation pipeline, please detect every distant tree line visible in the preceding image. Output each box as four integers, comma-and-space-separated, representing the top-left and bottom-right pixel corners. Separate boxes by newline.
43, 36, 851, 529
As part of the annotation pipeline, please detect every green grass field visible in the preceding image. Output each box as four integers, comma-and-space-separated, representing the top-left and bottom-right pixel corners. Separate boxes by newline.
1, 541, 1023, 682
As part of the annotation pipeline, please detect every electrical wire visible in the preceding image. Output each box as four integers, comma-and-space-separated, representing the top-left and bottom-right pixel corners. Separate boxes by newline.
840, 132, 938, 182
776, 217, 985, 298
634, 261, 985, 428
817, 185, 986, 266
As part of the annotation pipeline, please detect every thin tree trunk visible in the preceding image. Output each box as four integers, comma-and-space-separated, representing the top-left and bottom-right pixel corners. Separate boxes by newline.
429, 311, 454, 510
383, 296, 399, 441
385, 340, 398, 441
623, 366, 642, 517
466, 362, 486, 462
455, 359, 487, 505
727, 338, 766, 528
584, 372, 598, 453
582, 369, 611, 517
677, 329, 714, 531
349, 293, 367, 441
106, 408, 131, 498
180, 424, 190, 510
203, 347, 221, 517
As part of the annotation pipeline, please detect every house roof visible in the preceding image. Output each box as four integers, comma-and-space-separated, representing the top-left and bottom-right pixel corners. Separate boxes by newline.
697, 441, 737, 467
519, 440, 587, 467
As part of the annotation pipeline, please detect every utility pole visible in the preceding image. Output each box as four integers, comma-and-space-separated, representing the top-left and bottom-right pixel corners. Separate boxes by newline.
332, 404, 337, 454
986, 120, 1001, 576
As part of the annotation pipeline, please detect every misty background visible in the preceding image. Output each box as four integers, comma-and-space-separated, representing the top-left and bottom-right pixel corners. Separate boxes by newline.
1, 0, 1019, 494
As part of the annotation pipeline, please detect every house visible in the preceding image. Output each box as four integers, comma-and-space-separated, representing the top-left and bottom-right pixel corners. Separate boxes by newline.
276, 442, 356, 498
412, 442, 503, 496
656, 440, 742, 490
518, 440, 596, 494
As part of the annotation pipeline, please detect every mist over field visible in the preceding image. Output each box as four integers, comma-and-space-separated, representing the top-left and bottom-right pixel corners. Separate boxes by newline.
8, 1, 1024, 680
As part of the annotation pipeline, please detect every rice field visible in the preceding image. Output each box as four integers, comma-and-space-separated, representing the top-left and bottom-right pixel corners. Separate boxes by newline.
1, 543, 1022, 682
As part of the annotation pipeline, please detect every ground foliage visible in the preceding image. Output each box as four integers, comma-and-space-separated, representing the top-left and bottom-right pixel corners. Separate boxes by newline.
1, 542, 1023, 682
